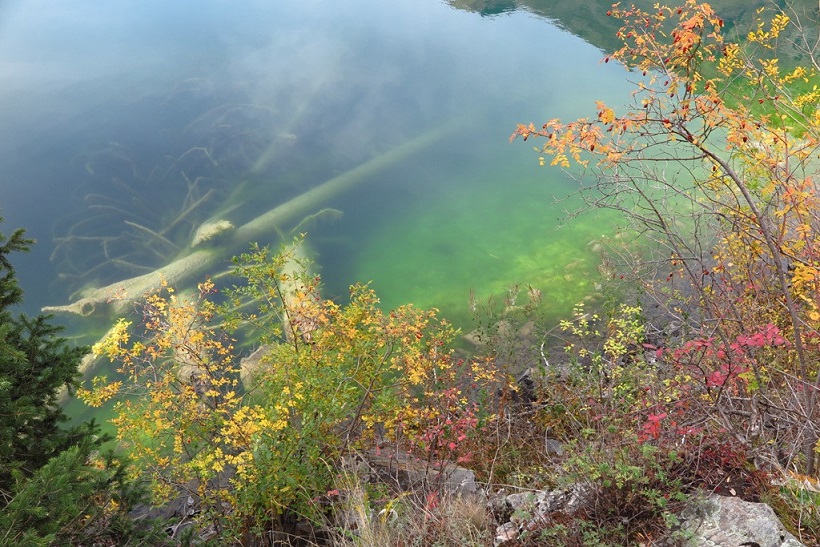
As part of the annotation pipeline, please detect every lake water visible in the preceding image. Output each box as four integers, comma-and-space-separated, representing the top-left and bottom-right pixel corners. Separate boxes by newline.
0, 0, 633, 336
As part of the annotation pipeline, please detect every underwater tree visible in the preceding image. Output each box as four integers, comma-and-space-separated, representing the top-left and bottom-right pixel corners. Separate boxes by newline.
51, 89, 284, 295
43, 121, 461, 325
513, 0, 820, 473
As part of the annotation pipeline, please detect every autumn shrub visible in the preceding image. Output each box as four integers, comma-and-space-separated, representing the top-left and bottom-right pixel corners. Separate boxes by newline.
554, 309, 688, 544
513, 0, 820, 476
486, 299, 781, 544
545, 441, 689, 546
83, 238, 502, 543
80, 277, 246, 539
502, 0, 820, 532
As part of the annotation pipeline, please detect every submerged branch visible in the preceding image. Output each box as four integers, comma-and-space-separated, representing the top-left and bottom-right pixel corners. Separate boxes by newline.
161, 188, 216, 236
44, 120, 465, 320
123, 221, 179, 252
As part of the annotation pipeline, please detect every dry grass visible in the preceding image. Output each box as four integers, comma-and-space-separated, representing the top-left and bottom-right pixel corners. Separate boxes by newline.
327, 472, 494, 547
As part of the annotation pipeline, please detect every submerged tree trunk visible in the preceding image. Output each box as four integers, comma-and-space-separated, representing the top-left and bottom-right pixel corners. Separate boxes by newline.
43, 121, 462, 321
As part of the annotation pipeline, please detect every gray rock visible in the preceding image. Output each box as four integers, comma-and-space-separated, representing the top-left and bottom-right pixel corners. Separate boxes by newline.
494, 522, 519, 546
679, 494, 804, 547
363, 447, 477, 495
493, 483, 597, 545
505, 491, 536, 513
545, 437, 565, 456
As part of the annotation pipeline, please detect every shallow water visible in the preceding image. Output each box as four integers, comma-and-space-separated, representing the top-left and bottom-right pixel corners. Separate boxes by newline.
0, 0, 633, 335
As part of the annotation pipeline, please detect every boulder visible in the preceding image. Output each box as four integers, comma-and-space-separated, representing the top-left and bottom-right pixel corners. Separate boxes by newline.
363, 446, 477, 496
678, 494, 804, 547
491, 483, 597, 546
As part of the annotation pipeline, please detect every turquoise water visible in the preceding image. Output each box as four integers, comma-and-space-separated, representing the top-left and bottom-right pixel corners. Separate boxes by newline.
0, 0, 633, 335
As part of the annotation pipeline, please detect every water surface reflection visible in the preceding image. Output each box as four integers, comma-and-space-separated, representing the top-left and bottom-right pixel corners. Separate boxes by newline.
0, 0, 631, 329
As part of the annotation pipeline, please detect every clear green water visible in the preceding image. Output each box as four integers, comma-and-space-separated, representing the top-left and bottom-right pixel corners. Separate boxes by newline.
316, 148, 622, 329
0, 1, 636, 402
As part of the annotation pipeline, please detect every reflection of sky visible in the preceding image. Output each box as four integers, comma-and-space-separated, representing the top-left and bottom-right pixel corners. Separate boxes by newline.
0, 0, 629, 316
